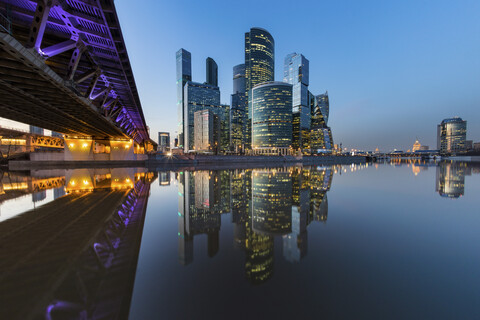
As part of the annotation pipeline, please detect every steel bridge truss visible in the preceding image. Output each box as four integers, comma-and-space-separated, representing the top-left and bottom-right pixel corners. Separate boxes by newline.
0, 0, 150, 145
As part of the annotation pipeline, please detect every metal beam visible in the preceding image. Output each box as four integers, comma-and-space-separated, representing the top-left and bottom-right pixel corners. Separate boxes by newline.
26, 0, 53, 51
41, 39, 77, 58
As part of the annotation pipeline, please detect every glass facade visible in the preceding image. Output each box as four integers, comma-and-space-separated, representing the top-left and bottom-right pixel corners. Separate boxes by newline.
183, 81, 220, 152
437, 117, 467, 154
206, 57, 218, 87
158, 132, 170, 153
316, 92, 329, 125
251, 82, 293, 153
245, 28, 275, 149
284, 53, 311, 152
230, 64, 247, 152
194, 110, 219, 153
176, 49, 192, 149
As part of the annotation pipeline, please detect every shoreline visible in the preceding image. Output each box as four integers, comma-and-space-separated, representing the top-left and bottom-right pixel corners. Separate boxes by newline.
7, 155, 366, 171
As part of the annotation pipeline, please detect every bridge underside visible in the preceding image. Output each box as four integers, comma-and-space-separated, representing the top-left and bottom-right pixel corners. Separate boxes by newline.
0, 0, 154, 147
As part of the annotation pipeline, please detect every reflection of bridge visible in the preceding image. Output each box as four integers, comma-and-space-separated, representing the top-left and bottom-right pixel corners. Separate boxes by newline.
0, 172, 155, 319
0, 0, 155, 160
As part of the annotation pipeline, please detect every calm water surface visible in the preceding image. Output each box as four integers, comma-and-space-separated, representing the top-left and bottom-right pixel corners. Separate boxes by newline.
0, 161, 479, 319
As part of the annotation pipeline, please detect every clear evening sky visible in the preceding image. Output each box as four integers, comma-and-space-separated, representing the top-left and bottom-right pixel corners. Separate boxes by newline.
116, 0, 480, 152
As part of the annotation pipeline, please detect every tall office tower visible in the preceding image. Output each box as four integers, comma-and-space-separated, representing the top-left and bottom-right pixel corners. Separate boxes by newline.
284, 53, 311, 152
194, 109, 220, 154
310, 92, 334, 154
316, 91, 329, 124
176, 49, 192, 149
206, 57, 218, 87
251, 82, 292, 155
437, 117, 467, 154
230, 64, 247, 152
244, 28, 275, 149
158, 132, 170, 153
183, 82, 220, 152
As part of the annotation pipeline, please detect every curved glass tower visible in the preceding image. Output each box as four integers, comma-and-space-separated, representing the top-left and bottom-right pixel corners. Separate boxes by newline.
437, 117, 467, 154
245, 27, 275, 149
251, 82, 292, 155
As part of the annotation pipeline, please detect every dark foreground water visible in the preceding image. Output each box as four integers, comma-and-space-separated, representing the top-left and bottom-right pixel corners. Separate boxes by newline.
0, 161, 479, 319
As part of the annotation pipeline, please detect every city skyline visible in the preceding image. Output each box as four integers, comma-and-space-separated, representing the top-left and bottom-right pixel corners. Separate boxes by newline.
115, 0, 480, 152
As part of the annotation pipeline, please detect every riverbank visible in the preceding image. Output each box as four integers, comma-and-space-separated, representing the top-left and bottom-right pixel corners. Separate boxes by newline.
8, 155, 366, 170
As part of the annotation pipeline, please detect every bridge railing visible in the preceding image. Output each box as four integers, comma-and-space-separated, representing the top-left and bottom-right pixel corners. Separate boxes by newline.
0, 12, 11, 35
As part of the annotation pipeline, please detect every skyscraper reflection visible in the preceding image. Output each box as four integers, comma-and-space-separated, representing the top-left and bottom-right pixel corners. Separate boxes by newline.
177, 166, 334, 283
436, 161, 466, 198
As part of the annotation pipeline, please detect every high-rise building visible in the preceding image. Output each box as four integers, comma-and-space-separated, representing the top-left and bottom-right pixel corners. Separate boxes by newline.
230, 64, 247, 152
310, 92, 334, 154
251, 82, 293, 155
194, 109, 220, 154
244, 28, 275, 149
183, 81, 220, 152
284, 53, 311, 152
206, 57, 218, 87
316, 91, 329, 125
437, 117, 467, 154
158, 132, 171, 153
176, 49, 192, 149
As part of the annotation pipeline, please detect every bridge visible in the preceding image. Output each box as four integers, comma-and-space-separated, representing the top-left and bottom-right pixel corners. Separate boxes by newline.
0, 0, 155, 161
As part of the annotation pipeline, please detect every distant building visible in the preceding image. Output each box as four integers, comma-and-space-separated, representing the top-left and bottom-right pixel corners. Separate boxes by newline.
176, 49, 192, 149
29, 125, 44, 135
474, 142, 480, 151
437, 117, 467, 154
412, 139, 429, 152
465, 140, 473, 151
206, 57, 218, 87
158, 132, 170, 153
251, 82, 292, 155
194, 109, 220, 154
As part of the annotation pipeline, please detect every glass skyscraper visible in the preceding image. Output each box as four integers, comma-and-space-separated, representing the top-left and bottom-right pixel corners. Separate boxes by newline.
206, 57, 218, 87
176, 49, 192, 149
437, 117, 467, 154
244, 28, 275, 149
310, 92, 334, 153
230, 64, 247, 152
183, 82, 221, 152
284, 53, 311, 153
251, 82, 292, 155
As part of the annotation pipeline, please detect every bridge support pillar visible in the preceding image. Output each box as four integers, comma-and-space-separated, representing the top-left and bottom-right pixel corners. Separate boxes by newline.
110, 140, 134, 161
64, 137, 94, 161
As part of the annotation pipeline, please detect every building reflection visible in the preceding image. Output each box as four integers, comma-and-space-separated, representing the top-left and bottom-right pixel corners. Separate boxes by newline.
178, 170, 230, 265
177, 166, 333, 284
436, 162, 467, 198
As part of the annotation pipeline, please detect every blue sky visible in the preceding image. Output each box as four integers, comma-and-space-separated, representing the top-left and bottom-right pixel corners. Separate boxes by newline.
115, 0, 480, 151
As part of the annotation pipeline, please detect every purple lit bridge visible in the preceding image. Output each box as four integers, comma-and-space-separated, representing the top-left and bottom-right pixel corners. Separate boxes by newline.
0, 0, 156, 160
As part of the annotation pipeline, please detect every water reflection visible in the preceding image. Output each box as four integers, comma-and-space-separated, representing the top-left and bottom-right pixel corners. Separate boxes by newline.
0, 168, 156, 319
177, 166, 333, 284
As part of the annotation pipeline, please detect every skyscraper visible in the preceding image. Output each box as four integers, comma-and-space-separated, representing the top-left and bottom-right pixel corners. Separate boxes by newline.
310, 92, 334, 154
284, 53, 311, 152
183, 81, 221, 152
244, 28, 275, 149
230, 64, 247, 152
251, 82, 293, 155
206, 57, 218, 87
437, 117, 467, 154
158, 132, 170, 153
194, 109, 220, 154
176, 49, 192, 149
